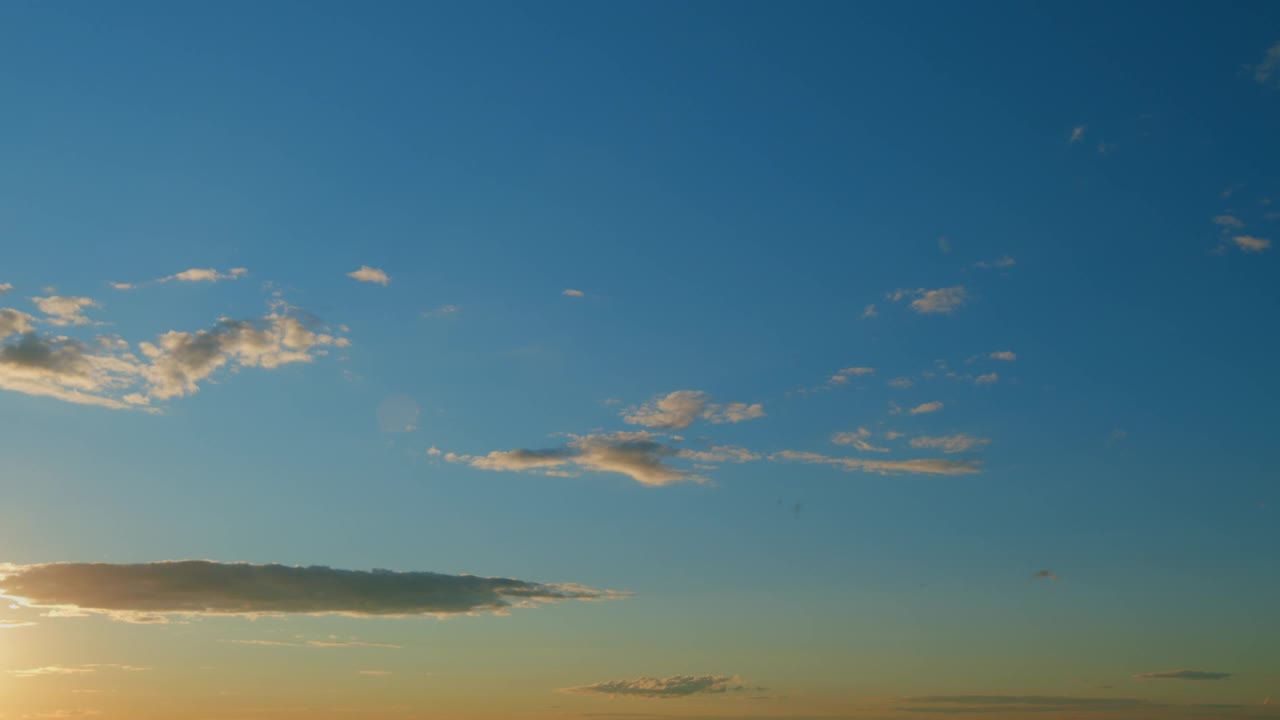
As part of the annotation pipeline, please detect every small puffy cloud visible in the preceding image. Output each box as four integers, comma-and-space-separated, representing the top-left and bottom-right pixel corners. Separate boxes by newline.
1070, 126, 1086, 143
889, 286, 968, 314
0, 560, 622, 622
109, 282, 136, 290
347, 266, 390, 286
1252, 42, 1280, 87
832, 428, 890, 453
560, 674, 756, 699
910, 434, 990, 453
0, 283, 13, 295
771, 450, 980, 476
1033, 569, 1059, 581
973, 255, 1016, 269
623, 391, 764, 429
31, 296, 99, 326
974, 372, 999, 385
449, 431, 747, 486
562, 288, 585, 298
862, 304, 878, 318
1133, 670, 1232, 682
909, 401, 943, 415
1213, 215, 1245, 229
162, 268, 248, 284
1232, 235, 1271, 253
989, 351, 1017, 361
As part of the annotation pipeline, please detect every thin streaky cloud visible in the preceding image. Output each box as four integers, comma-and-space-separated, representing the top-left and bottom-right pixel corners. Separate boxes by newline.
1070, 125, 1086, 143
771, 450, 980, 476
0, 560, 625, 621
560, 674, 758, 699
1213, 215, 1245, 229
832, 428, 891, 453
562, 288, 585, 298
1251, 41, 1280, 87
909, 401, 944, 415
910, 434, 989, 453
974, 372, 998, 385
422, 304, 460, 318
1133, 670, 1233, 681
989, 351, 1017, 361
973, 256, 1016, 270
347, 266, 390, 286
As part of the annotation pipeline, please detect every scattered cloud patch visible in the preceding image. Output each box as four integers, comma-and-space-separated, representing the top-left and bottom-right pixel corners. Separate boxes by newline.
902, 695, 1156, 713
909, 401, 944, 415
862, 304, 878, 318
1213, 215, 1245, 229
1070, 126, 1086, 143
347, 266, 390, 286
972, 256, 1016, 270
422, 304, 460, 318
0, 560, 623, 621
771, 450, 980, 476
623, 391, 764, 429
562, 288, 585, 298
1033, 570, 1059, 581
1232, 235, 1271, 253
989, 351, 1017, 362
974, 372, 999, 385
1133, 670, 1232, 682
162, 268, 247, 284
832, 428, 890, 453
910, 434, 989, 453
560, 674, 757, 699
888, 376, 914, 388
31, 296, 99, 327
1251, 42, 1280, 87
0, 283, 13, 295
889, 286, 969, 314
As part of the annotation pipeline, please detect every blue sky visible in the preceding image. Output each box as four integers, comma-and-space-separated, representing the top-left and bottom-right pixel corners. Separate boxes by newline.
1, 2, 1278, 718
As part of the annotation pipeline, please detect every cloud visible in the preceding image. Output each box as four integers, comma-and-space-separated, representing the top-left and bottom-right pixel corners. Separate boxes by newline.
358, 670, 392, 676
562, 288, 585, 298
1232, 235, 1271, 253
832, 428, 890, 453
831, 367, 876, 384
0, 332, 145, 410
1213, 215, 1245, 229
447, 431, 753, 486
909, 401, 944, 415
889, 287, 968, 314
0, 283, 13, 295
1133, 670, 1232, 682
972, 256, 1016, 270
989, 351, 1017, 361
974, 372, 998, 385
1070, 126, 1086, 143
347, 266, 390, 286
31, 296, 99, 326
623, 391, 764, 430
1033, 570, 1058, 581
909, 434, 989, 453
224, 638, 401, 649
8, 666, 97, 679
1252, 42, 1280, 87
0, 619, 37, 629
771, 450, 980, 476
560, 675, 757, 699
862, 304, 878, 318
0, 309, 36, 340
0, 561, 623, 622
422, 304, 460, 318
161, 268, 248, 284
888, 376, 914, 388
108, 282, 136, 290
902, 695, 1156, 713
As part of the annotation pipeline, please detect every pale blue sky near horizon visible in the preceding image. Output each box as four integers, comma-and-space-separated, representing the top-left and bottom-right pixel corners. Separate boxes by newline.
1, 0, 1278, 711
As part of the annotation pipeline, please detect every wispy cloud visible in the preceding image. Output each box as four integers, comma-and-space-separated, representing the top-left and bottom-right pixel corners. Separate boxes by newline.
771, 450, 980, 476
1232, 235, 1271, 253
446, 431, 756, 486
1213, 215, 1245, 229
901, 695, 1157, 713
0, 561, 624, 622
31, 296, 100, 327
974, 372, 998, 385
1133, 670, 1232, 681
562, 288, 585, 298
1251, 42, 1280, 87
0, 618, 37, 629
111, 267, 249, 290
888, 376, 914, 388
422, 304, 460, 318
223, 637, 401, 649
862, 304, 878, 318
832, 428, 890, 453
909, 434, 989, 453
1033, 569, 1059, 581
889, 287, 969, 314
988, 351, 1016, 361
0, 283, 13, 295
909, 401, 944, 415
1070, 126, 1086, 143
347, 266, 390, 286
972, 256, 1016, 270
623, 391, 764, 430
560, 674, 758, 699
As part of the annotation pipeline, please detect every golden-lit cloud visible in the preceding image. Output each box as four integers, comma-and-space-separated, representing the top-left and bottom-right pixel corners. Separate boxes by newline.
889, 286, 969, 314
909, 401, 944, 415
560, 674, 758, 698
562, 288, 585, 298
347, 266, 391, 285
31, 296, 100, 326
623, 390, 764, 429
832, 427, 890, 453
0, 560, 625, 621
771, 450, 980, 476
910, 434, 990, 453
1232, 235, 1271, 253
989, 351, 1017, 361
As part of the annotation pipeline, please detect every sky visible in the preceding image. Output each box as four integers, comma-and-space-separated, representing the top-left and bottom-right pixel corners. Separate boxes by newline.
1, 1, 1278, 718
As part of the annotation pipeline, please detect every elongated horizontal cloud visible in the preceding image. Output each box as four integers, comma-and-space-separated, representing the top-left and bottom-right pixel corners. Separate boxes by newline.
910, 434, 989, 453
771, 450, 980, 476
224, 638, 401, 649
562, 288, 585, 298
447, 431, 757, 486
903, 695, 1156, 712
989, 351, 1016, 361
1233, 235, 1271, 253
1213, 215, 1245, 229
909, 401, 944, 415
32, 296, 99, 326
560, 674, 757, 698
0, 561, 623, 622
347, 266, 390, 286
1133, 670, 1232, 681
164, 267, 248, 283
0, 619, 36, 629
889, 286, 968, 314
832, 428, 890, 453
0, 331, 146, 410
973, 256, 1016, 269
623, 390, 764, 429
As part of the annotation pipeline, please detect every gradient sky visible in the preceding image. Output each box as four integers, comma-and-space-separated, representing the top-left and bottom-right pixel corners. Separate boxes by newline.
2, 2, 1279, 719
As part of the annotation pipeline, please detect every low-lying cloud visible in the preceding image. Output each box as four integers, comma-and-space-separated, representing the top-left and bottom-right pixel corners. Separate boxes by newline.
771, 450, 980, 476
560, 674, 758, 699
0, 561, 624, 622
1133, 670, 1232, 681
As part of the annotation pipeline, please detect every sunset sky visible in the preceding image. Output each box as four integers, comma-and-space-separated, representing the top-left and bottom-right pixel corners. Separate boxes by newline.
2, 2, 1279, 718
